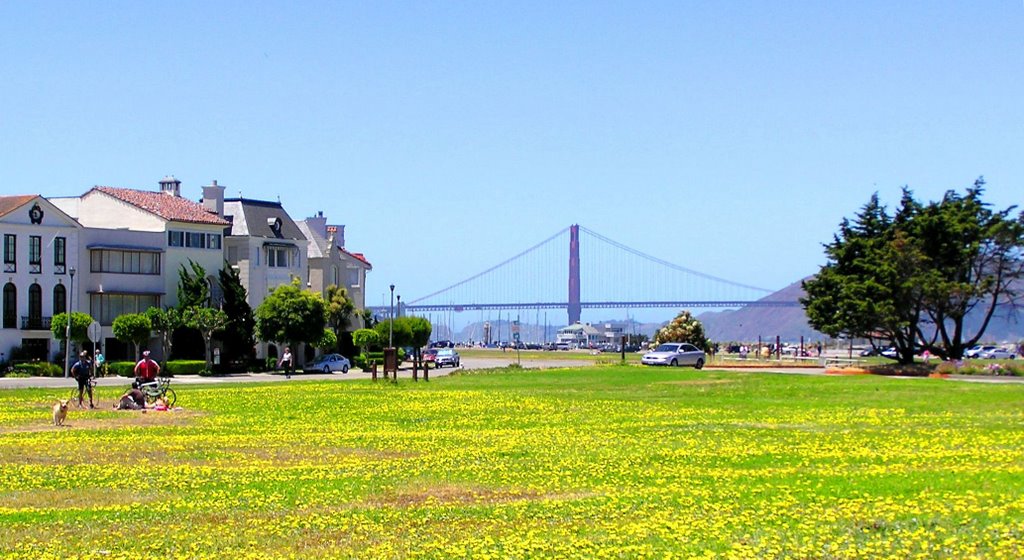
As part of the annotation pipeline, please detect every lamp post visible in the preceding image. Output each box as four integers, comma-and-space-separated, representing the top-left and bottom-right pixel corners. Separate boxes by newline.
63, 267, 76, 378
389, 284, 395, 348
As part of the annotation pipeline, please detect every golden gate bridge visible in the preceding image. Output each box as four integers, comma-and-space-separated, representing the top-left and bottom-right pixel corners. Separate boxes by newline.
371, 224, 800, 323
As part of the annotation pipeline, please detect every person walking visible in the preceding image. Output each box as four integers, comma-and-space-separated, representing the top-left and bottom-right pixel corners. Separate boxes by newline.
71, 350, 95, 409
278, 347, 294, 379
134, 350, 161, 388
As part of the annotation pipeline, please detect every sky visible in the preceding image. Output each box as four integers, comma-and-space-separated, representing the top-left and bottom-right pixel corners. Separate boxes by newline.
2, 1, 1023, 326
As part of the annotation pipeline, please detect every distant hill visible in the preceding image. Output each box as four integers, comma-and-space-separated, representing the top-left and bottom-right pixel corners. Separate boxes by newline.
698, 279, 1024, 344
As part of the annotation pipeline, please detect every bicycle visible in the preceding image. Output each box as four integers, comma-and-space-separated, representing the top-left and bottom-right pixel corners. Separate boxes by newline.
137, 377, 177, 407
68, 376, 98, 408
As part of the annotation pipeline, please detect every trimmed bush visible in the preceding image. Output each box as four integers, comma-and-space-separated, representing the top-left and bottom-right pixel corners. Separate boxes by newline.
107, 361, 138, 377
165, 360, 206, 375
354, 352, 383, 371
11, 362, 63, 377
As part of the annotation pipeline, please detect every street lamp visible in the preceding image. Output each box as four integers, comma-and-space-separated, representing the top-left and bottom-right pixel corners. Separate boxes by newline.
389, 284, 395, 348
63, 267, 76, 378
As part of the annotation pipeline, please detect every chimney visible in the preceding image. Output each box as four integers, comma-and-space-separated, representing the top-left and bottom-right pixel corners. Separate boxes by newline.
328, 224, 346, 248
305, 211, 328, 239
159, 176, 181, 197
202, 180, 225, 217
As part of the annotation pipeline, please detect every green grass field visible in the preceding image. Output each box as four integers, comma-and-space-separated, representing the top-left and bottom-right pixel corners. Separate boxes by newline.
2, 367, 1023, 559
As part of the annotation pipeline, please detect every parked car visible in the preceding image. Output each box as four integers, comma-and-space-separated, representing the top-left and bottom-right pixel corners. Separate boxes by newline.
434, 348, 461, 368
641, 343, 705, 369
966, 345, 997, 359
880, 347, 899, 359
422, 348, 438, 364
859, 347, 879, 357
979, 347, 1016, 360
304, 353, 351, 374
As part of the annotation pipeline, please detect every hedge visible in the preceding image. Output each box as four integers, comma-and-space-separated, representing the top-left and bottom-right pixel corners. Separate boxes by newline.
8, 362, 64, 377
106, 360, 211, 376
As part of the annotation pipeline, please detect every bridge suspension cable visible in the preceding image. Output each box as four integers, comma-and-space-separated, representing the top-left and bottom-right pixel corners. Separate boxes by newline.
408, 226, 570, 305
577, 226, 773, 294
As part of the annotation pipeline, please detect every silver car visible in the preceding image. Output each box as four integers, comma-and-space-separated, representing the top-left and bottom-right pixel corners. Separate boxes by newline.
304, 353, 351, 374
642, 343, 706, 369
434, 348, 461, 368
979, 347, 1016, 360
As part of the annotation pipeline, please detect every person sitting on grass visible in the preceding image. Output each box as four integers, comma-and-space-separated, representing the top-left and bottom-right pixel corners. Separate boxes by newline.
113, 387, 146, 410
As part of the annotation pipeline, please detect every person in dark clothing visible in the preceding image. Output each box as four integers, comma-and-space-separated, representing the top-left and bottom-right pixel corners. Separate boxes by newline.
71, 351, 95, 409
114, 387, 146, 410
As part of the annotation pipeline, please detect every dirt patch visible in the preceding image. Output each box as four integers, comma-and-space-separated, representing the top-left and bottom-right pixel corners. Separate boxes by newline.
0, 488, 165, 510
0, 408, 203, 434
364, 483, 598, 509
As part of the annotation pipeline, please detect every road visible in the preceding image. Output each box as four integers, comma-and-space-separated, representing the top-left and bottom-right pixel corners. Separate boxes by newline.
1, 357, 1018, 391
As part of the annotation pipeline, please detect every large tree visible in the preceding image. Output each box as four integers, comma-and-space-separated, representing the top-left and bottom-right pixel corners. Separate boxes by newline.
325, 284, 356, 354
177, 260, 210, 310
217, 264, 255, 365
183, 306, 229, 372
145, 307, 182, 366
255, 279, 327, 364
910, 180, 1024, 359
803, 181, 1024, 363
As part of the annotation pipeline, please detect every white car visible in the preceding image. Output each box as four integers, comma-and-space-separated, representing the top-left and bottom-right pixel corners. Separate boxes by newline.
304, 353, 351, 373
642, 343, 705, 369
979, 347, 1016, 360
965, 345, 996, 359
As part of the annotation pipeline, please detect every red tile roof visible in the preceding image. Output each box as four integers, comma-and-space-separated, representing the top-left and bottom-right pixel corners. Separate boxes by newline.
0, 195, 39, 219
93, 186, 228, 225
339, 247, 372, 269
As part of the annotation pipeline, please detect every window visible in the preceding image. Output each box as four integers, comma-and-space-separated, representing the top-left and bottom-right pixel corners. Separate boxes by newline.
3, 235, 15, 273
168, 231, 184, 247
347, 267, 360, 287
89, 293, 160, 325
53, 284, 66, 316
169, 230, 221, 250
29, 236, 41, 273
90, 249, 161, 275
186, 232, 205, 248
207, 233, 221, 249
28, 284, 41, 324
268, 247, 289, 268
3, 283, 15, 328
53, 236, 66, 274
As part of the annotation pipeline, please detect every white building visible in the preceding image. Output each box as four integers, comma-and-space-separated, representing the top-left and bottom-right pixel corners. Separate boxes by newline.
556, 322, 604, 348
0, 196, 82, 363
51, 177, 230, 359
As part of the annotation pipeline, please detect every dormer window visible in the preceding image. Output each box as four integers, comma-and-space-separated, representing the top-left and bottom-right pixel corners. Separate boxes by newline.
268, 217, 283, 237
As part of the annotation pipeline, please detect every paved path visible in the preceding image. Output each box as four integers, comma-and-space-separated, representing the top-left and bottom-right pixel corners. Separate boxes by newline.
2, 358, 1019, 390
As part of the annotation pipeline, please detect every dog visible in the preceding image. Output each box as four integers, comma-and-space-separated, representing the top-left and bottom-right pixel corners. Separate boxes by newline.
52, 399, 69, 426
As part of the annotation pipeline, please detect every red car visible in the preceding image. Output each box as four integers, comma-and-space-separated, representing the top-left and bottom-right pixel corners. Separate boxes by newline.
422, 349, 438, 364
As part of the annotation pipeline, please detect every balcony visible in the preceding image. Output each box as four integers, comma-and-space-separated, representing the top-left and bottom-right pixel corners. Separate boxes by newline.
21, 316, 52, 330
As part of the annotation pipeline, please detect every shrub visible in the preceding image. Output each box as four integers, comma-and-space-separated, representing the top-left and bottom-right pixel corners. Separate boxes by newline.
165, 360, 206, 375
934, 359, 1023, 376
107, 361, 138, 377
354, 352, 384, 371
11, 362, 63, 377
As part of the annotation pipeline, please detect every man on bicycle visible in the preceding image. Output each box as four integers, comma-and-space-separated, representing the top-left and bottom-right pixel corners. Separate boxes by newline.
71, 350, 95, 409
134, 350, 160, 389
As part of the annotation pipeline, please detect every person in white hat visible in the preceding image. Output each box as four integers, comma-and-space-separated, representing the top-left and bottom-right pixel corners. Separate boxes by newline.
133, 350, 161, 388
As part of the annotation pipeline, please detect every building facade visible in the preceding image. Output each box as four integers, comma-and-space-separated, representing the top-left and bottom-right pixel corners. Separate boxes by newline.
0, 196, 82, 362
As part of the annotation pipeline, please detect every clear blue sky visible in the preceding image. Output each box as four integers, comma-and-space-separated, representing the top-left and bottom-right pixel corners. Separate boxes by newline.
2, 1, 1022, 323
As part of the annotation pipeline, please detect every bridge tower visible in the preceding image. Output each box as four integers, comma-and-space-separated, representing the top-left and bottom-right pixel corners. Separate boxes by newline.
568, 224, 581, 324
